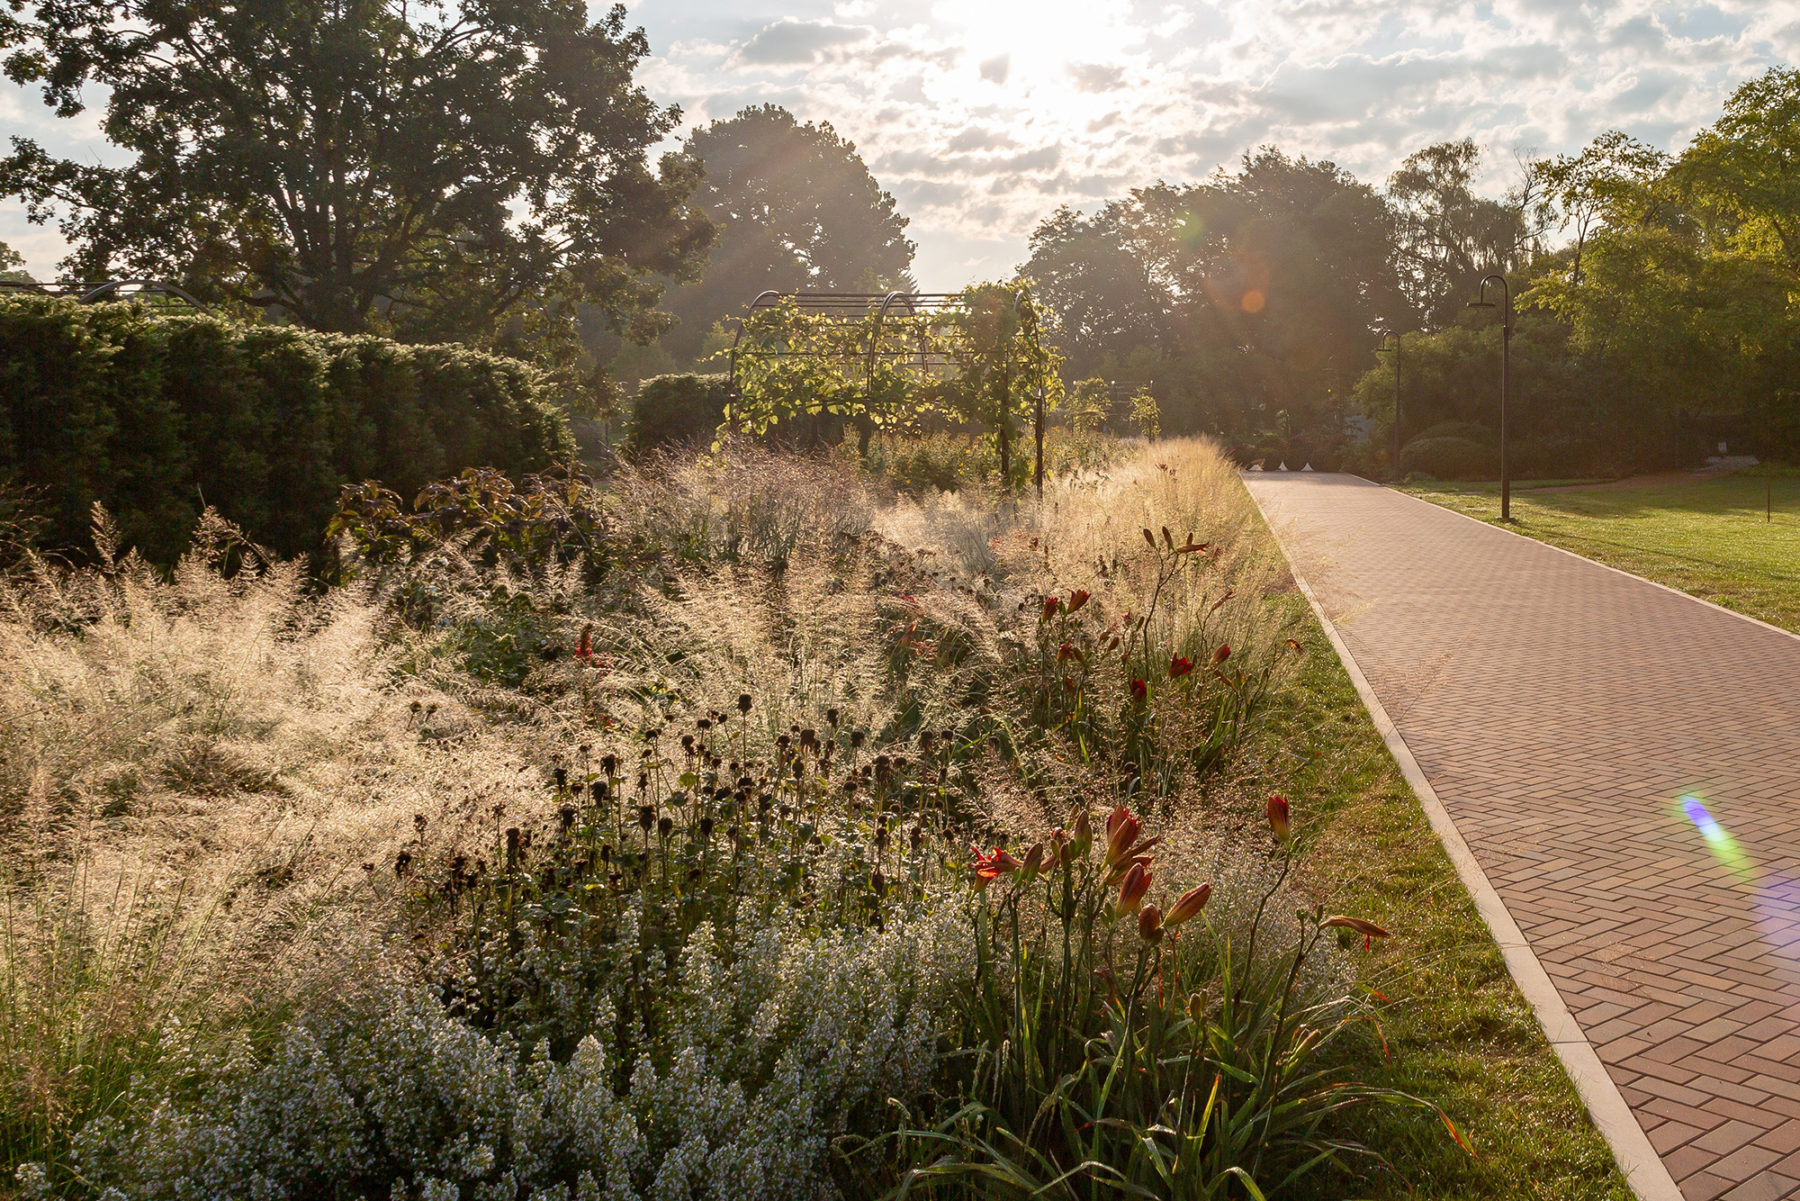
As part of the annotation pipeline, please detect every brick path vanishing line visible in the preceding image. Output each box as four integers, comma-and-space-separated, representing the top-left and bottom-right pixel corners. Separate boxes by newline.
1244, 473, 1800, 1201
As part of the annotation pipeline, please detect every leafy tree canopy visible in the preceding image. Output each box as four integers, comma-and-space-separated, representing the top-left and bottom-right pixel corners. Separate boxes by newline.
1387, 139, 1536, 325
0, 238, 28, 282
1024, 149, 1405, 436
661, 105, 914, 361
1677, 66, 1800, 280
0, 0, 712, 350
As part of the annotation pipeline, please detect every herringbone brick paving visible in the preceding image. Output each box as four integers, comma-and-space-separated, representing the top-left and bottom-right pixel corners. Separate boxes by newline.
1245, 472, 1800, 1201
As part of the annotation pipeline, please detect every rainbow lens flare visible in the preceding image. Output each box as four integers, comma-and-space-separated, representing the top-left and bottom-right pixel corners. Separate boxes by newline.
1680, 795, 1754, 880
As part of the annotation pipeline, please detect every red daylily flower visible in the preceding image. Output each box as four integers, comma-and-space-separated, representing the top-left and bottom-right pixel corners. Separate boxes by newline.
1168, 655, 1194, 678
971, 845, 1023, 891
1067, 589, 1091, 613
1130, 678, 1148, 702
1042, 595, 1061, 620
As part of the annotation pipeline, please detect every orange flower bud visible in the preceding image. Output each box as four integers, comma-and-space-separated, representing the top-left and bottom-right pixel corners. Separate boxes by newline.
1104, 806, 1142, 866
1324, 914, 1390, 950
1115, 861, 1152, 917
1266, 794, 1291, 843
1211, 644, 1231, 665
1070, 809, 1093, 858
1067, 589, 1091, 613
1164, 882, 1212, 928
1137, 903, 1164, 942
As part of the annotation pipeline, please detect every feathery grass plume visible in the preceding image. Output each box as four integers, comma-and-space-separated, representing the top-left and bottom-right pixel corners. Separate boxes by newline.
0, 509, 557, 1184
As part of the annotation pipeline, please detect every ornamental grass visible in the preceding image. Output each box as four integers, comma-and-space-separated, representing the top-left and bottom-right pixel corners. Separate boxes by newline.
2, 437, 1459, 1200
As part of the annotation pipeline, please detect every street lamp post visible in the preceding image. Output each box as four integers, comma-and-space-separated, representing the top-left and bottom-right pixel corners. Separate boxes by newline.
1467, 275, 1513, 521
1374, 332, 1411, 478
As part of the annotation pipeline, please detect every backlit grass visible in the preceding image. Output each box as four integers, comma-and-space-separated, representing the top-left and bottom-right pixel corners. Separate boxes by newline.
1404, 469, 1800, 633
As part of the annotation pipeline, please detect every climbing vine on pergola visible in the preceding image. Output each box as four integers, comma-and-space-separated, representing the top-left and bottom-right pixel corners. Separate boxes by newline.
723, 284, 1062, 492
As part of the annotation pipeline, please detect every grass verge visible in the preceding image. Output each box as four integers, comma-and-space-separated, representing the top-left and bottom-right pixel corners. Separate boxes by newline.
1403, 469, 1800, 633
1239, 519, 1634, 1198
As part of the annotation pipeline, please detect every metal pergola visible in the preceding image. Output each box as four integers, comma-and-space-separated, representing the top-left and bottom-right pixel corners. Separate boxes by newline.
725, 289, 1055, 495
0, 278, 203, 307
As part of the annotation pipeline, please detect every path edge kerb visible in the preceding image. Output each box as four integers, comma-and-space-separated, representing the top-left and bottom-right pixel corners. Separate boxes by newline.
1244, 480, 1685, 1201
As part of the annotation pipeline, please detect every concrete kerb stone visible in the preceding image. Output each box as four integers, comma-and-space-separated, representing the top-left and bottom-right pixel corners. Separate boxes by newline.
1246, 477, 1686, 1201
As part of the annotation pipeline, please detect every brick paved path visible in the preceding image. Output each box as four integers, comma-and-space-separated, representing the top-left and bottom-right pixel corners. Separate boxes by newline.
1245, 473, 1800, 1201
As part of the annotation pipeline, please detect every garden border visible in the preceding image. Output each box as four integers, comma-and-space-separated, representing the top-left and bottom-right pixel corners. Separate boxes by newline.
1247, 476, 1684, 1201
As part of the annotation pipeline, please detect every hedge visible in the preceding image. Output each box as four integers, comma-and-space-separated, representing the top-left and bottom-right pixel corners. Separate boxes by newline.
1398, 435, 1497, 481
0, 297, 575, 562
627, 373, 732, 454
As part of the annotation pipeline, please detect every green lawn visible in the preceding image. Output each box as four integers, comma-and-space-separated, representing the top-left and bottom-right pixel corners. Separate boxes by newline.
1403, 469, 1800, 633
1241, 563, 1631, 1196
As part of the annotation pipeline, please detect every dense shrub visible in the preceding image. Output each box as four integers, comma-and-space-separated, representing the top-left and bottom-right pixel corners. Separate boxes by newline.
627, 373, 732, 453
1398, 435, 1497, 480
0, 297, 574, 562
1407, 420, 1495, 446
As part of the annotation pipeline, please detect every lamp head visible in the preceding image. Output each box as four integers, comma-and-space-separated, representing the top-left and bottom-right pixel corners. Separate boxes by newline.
1466, 300, 1496, 309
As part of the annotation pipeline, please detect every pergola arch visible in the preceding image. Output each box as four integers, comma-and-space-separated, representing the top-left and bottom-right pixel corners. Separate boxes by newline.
0, 278, 203, 308
725, 288, 1056, 494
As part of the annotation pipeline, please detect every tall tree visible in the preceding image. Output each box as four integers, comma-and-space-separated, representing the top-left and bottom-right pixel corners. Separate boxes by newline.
661, 105, 914, 361
1677, 66, 1800, 282
1531, 131, 1668, 284
1023, 150, 1404, 438
0, 239, 28, 282
0, 0, 711, 348
1022, 194, 1179, 377
1388, 139, 1532, 325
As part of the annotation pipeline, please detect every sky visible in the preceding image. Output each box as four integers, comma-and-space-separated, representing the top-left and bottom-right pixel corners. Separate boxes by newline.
3, 1, 1798, 288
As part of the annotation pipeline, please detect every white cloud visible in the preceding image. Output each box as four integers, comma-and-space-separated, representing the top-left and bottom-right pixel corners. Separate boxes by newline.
5, 0, 1799, 289
735, 18, 872, 64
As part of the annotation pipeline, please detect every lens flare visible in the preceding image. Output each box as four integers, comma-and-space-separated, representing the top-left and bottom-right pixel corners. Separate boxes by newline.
1680, 795, 1754, 880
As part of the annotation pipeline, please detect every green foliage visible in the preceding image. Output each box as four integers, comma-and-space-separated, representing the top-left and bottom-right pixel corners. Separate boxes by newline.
1388, 139, 1538, 327
1024, 150, 1409, 444
1066, 377, 1110, 433
660, 105, 916, 362
627, 373, 732, 452
1400, 436, 1497, 481
0, 239, 28, 282
890, 805, 1450, 1200
929, 284, 1062, 486
1410, 421, 1496, 445
0, 296, 575, 562
1129, 387, 1163, 440
68, 725, 970, 1200
723, 284, 1063, 483
0, 0, 709, 351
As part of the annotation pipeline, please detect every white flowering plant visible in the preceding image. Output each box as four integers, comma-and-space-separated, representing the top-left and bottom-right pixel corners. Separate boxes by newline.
63, 708, 982, 1201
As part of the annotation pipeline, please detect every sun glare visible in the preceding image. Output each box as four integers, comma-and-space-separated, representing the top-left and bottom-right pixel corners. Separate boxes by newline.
941, 0, 1137, 88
